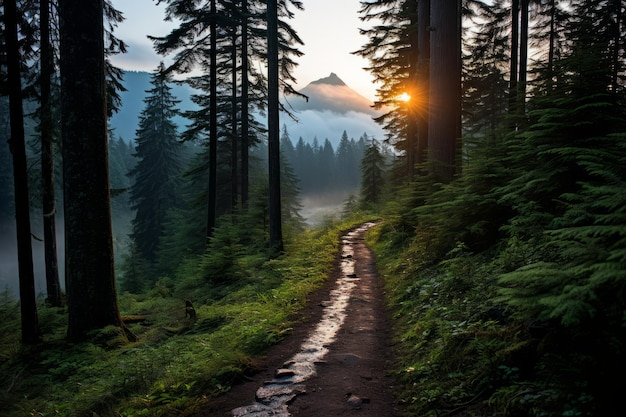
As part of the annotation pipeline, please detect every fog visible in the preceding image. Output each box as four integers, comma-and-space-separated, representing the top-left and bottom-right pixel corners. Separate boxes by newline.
0, 212, 131, 299
0, 218, 65, 299
281, 109, 385, 147
300, 191, 354, 226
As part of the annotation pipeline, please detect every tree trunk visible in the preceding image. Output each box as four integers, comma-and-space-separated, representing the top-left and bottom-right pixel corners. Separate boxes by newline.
241, 0, 250, 207
406, 0, 419, 177
231, 25, 239, 213
427, 0, 461, 181
518, 0, 529, 114
5, 0, 42, 345
509, 0, 519, 116
267, 0, 284, 255
58, 0, 129, 341
40, 0, 63, 307
416, 0, 430, 166
207, 0, 218, 240
547, 0, 556, 84
611, 0, 622, 92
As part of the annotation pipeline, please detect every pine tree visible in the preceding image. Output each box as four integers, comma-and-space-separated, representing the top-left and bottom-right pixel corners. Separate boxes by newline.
128, 63, 183, 265
336, 130, 358, 190
317, 139, 336, 191
360, 139, 387, 208
355, 0, 417, 175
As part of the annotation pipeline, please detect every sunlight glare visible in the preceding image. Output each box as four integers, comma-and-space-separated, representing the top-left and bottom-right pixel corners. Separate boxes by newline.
397, 92, 411, 103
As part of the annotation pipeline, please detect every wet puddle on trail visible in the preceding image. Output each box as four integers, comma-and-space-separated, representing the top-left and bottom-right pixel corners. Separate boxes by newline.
231, 222, 378, 417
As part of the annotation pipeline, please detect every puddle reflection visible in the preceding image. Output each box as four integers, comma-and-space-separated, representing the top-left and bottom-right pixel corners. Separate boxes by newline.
231, 222, 378, 417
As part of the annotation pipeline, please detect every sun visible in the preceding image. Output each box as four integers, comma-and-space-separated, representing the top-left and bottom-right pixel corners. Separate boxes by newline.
397, 92, 411, 103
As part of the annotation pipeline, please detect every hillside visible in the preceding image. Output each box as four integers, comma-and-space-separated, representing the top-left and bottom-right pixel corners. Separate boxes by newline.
108, 71, 385, 148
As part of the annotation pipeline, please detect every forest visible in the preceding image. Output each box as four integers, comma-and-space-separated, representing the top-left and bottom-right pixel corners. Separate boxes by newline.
1, 0, 625, 416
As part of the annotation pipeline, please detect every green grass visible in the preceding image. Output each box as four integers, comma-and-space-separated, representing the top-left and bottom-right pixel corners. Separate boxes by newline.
0, 216, 375, 417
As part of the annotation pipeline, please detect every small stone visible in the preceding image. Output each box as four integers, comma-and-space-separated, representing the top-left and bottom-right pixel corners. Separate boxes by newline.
347, 393, 363, 409
275, 369, 296, 378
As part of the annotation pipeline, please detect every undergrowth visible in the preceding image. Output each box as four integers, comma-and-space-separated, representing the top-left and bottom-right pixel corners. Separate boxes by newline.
368, 216, 621, 417
0, 216, 374, 417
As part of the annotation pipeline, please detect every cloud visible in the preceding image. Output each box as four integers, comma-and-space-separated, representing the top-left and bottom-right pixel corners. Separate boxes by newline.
280, 109, 384, 147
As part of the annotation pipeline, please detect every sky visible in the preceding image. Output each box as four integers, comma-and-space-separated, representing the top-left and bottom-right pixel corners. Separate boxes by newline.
109, 0, 378, 102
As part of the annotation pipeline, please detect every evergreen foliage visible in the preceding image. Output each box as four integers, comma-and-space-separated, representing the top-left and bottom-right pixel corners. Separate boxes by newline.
361, 1, 626, 416
4, 0, 626, 416
128, 64, 184, 266
359, 139, 387, 208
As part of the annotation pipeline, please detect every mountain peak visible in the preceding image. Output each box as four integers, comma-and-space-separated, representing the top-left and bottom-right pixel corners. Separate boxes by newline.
310, 72, 346, 87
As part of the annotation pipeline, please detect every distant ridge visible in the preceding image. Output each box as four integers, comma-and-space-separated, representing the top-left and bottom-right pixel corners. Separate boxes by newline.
290, 73, 379, 116
108, 71, 382, 143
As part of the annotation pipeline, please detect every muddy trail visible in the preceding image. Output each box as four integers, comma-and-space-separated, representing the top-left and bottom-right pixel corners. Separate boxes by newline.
197, 222, 402, 416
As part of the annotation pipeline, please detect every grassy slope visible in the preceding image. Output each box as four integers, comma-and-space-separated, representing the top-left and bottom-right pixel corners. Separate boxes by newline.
367, 220, 617, 417
0, 216, 374, 417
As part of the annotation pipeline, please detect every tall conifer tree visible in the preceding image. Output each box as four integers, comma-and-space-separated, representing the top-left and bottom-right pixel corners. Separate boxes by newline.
129, 63, 183, 264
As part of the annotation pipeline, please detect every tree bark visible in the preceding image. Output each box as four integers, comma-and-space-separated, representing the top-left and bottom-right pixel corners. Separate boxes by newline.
40, 0, 63, 307
518, 0, 529, 114
611, 0, 622, 92
207, 0, 218, 240
416, 0, 430, 167
241, 0, 250, 207
231, 25, 239, 213
509, 0, 520, 116
267, 0, 284, 255
427, 0, 461, 181
5, 0, 42, 345
58, 0, 128, 341
406, 0, 419, 177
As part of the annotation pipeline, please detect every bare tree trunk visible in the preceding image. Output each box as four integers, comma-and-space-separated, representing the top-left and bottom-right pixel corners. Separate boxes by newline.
241, 0, 250, 207
231, 24, 239, 213
547, 0, 556, 84
518, 0, 529, 114
406, 0, 419, 177
427, 0, 461, 181
612, 0, 622, 92
207, 0, 218, 240
509, 0, 520, 116
267, 0, 284, 255
40, 0, 63, 307
5, 0, 42, 345
416, 0, 430, 167
58, 0, 130, 341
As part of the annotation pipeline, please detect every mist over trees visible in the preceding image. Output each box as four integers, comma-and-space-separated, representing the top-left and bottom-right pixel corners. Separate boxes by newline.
1, 0, 626, 415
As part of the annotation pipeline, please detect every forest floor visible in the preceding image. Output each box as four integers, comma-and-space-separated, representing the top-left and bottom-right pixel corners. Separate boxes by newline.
195, 224, 403, 417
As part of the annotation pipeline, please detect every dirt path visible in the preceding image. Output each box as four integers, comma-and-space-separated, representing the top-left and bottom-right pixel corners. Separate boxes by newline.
198, 223, 401, 416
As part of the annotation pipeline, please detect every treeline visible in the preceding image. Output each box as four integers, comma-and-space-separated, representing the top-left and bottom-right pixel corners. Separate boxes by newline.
0, 0, 342, 343
280, 128, 371, 196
